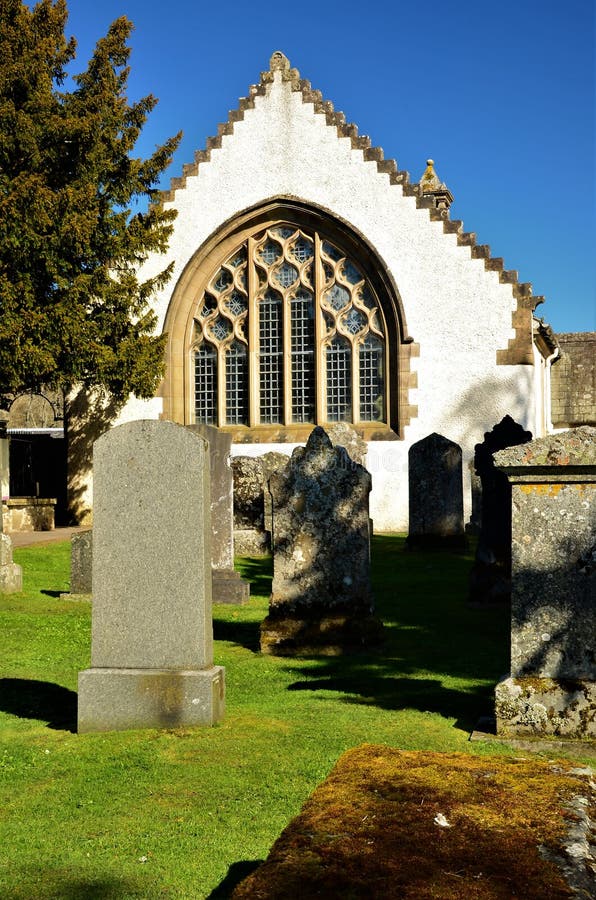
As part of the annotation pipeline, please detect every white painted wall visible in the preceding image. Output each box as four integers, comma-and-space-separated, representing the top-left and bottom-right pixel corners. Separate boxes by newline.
118, 69, 546, 532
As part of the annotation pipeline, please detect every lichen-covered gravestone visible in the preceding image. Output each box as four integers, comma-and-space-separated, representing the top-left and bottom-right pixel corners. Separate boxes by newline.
78, 420, 225, 733
0, 422, 22, 594
188, 425, 249, 604
493, 426, 596, 739
231, 456, 269, 556
261, 427, 382, 655
407, 433, 466, 549
60, 530, 92, 601
0, 531, 22, 593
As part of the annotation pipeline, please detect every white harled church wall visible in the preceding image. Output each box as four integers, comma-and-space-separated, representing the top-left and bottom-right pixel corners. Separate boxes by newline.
119, 71, 540, 532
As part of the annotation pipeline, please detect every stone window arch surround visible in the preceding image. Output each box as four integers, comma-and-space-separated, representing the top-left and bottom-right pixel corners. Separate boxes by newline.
161, 198, 418, 440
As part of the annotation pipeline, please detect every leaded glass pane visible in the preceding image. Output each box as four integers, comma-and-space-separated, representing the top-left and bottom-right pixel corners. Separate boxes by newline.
228, 249, 246, 268
324, 284, 350, 311
357, 285, 376, 309
271, 225, 295, 240
322, 241, 343, 262
225, 290, 247, 317
273, 261, 298, 288
195, 342, 217, 425
290, 290, 315, 423
342, 308, 367, 335
259, 291, 283, 423
225, 341, 248, 425
259, 241, 282, 264
341, 261, 363, 285
326, 337, 352, 421
290, 236, 314, 263
213, 268, 233, 292
359, 335, 384, 421
200, 293, 217, 318
210, 317, 231, 342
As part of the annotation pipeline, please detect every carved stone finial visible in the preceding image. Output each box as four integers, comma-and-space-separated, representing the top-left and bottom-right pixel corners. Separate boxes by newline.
270, 51, 290, 72
419, 158, 453, 211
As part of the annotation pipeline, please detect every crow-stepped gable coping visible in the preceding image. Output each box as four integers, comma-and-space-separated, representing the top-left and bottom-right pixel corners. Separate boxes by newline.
161, 51, 544, 367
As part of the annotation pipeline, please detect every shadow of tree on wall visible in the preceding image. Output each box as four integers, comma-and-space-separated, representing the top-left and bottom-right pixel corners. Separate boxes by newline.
65, 386, 122, 524
0, 678, 77, 732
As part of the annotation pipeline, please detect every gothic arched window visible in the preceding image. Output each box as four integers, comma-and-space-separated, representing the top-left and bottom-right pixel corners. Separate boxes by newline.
192, 224, 386, 428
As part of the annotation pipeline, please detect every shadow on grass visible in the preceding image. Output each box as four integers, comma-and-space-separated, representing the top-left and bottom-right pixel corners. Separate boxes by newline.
278, 535, 509, 730
0, 678, 77, 732
212, 618, 261, 652
41, 589, 64, 598
286, 667, 493, 732
206, 860, 264, 899
234, 555, 272, 598
5, 874, 147, 899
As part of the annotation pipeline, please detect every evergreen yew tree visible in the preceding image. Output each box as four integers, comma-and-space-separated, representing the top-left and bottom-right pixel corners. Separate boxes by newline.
0, 0, 180, 404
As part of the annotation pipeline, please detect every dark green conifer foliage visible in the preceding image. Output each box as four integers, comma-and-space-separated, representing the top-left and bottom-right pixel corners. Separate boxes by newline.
0, 0, 181, 402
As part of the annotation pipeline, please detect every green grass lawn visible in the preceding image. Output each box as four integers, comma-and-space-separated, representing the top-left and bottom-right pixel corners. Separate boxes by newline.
0, 536, 590, 898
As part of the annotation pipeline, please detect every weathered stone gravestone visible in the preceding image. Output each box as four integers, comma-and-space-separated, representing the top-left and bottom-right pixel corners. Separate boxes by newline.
261, 427, 382, 655
469, 415, 532, 603
78, 420, 225, 733
232, 456, 269, 556
187, 425, 249, 604
0, 531, 22, 594
231, 453, 289, 555
261, 451, 292, 539
493, 426, 596, 739
60, 530, 92, 601
407, 433, 465, 549
325, 422, 367, 466
0, 428, 22, 594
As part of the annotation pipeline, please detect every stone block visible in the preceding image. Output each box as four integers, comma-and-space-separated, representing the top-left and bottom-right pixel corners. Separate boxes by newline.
212, 568, 250, 604
495, 676, 595, 739
493, 426, 596, 740
78, 667, 225, 733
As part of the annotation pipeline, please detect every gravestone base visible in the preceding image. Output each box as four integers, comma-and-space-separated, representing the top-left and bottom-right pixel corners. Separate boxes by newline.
495, 675, 596, 740
260, 610, 384, 657
212, 568, 250, 604
78, 666, 226, 733
0, 534, 22, 593
60, 592, 92, 603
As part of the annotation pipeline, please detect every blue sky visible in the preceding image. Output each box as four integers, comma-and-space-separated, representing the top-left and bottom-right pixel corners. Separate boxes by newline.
64, 0, 594, 333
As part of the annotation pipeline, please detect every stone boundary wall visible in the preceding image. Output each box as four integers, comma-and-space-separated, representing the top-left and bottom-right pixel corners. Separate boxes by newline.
551, 332, 596, 428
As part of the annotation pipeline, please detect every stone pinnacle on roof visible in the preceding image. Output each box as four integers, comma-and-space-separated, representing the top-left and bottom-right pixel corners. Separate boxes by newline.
419, 158, 454, 211
270, 51, 291, 72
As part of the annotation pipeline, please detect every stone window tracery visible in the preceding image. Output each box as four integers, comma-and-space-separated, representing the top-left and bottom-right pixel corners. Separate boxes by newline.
192, 223, 386, 428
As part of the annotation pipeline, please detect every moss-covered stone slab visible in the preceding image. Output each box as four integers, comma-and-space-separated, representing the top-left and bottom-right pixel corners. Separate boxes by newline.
233, 745, 595, 899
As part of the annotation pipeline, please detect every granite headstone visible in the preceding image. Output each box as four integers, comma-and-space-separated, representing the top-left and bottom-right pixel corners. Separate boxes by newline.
78, 419, 225, 732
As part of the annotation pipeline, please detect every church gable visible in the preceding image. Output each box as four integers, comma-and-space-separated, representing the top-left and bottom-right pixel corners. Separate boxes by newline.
137, 49, 551, 468
158, 50, 542, 372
